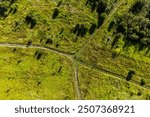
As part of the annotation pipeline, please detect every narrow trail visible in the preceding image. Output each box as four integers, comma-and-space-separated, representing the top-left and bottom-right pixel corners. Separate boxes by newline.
75, 58, 150, 91
0, 0, 149, 100
76, 0, 126, 56
0, 42, 73, 58
0, 42, 150, 99
0, 42, 82, 100
73, 60, 82, 100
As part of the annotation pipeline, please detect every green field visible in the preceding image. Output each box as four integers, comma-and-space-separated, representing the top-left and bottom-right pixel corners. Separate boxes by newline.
0, 0, 150, 100
78, 64, 150, 100
0, 47, 75, 99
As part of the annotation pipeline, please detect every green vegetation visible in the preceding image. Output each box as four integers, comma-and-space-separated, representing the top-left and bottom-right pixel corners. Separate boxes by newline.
78, 64, 150, 100
0, 47, 74, 99
0, 0, 120, 53
0, 0, 150, 100
76, 0, 150, 91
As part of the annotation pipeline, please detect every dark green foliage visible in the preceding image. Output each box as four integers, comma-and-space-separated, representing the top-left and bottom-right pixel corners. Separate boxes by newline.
73, 24, 88, 37
126, 70, 136, 81
58, 66, 62, 73
140, 79, 146, 86
111, 33, 122, 48
8, 4, 17, 14
52, 8, 59, 19
17, 60, 21, 65
10, 0, 16, 5
57, 0, 62, 7
25, 15, 37, 29
116, 22, 127, 33
45, 38, 53, 45
112, 1, 150, 50
137, 89, 142, 96
59, 28, 64, 35
12, 48, 16, 52
97, 13, 106, 28
27, 40, 32, 46
55, 42, 60, 48
89, 23, 97, 34
108, 21, 115, 31
80, 24, 88, 37
129, 33, 139, 41
35, 51, 43, 60
96, 1, 107, 15
86, 0, 98, 12
0, 7, 7, 17
0, 0, 17, 17
86, 0, 112, 14
37, 81, 41, 86
130, 0, 145, 14
73, 24, 80, 34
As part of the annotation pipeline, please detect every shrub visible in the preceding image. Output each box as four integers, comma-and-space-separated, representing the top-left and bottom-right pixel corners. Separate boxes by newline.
130, 0, 145, 14
89, 23, 97, 34
126, 69, 136, 81
140, 79, 146, 86
52, 8, 59, 19
97, 13, 107, 28
25, 15, 37, 29
45, 38, 53, 45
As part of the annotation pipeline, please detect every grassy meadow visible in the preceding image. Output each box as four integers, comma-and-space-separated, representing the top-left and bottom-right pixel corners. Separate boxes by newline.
0, 47, 75, 99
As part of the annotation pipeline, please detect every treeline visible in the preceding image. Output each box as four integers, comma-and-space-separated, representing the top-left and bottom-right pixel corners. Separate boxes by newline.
71, 0, 117, 38
86, 0, 116, 28
109, 0, 150, 49
0, 0, 18, 17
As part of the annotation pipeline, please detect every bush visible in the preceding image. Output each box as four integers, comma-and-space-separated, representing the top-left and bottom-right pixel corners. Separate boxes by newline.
130, 0, 145, 14
25, 15, 37, 29
126, 70, 136, 81
52, 8, 59, 19
45, 38, 53, 45
97, 13, 107, 28
108, 21, 115, 32
0, 7, 7, 17
140, 79, 146, 86
35, 51, 43, 60
89, 23, 97, 34
8, 4, 18, 14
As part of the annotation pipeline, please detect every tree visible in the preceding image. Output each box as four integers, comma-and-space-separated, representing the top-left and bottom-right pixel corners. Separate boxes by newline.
45, 38, 53, 45
108, 20, 115, 32
89, 23, 97, 34
0, 7, 7, 17
117, 22, 127, 33
126, 70, 136, 81
130, 0, 145, 14
25, 14, 37, 29
52, 8, 59, 19
96, 1, 107, 15
97, 13, 107, 28
140, 79, 146, 86
129, 33, 139, 40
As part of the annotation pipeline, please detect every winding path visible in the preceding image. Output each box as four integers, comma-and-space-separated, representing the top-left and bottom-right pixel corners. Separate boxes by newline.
0, 42, 81, 100
75, 58, 150, 91
0, 41, 150, 99
0, 0, 149, 100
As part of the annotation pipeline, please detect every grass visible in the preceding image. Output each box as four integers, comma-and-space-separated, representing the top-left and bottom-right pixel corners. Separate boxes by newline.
0, 47, 75, 99
0, 0, 119, 53
0, 0, 150, 100
76, 0, 150, 87
78, 64, 150, 100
